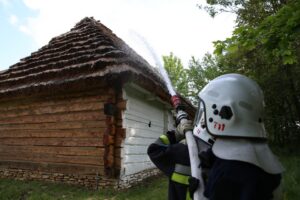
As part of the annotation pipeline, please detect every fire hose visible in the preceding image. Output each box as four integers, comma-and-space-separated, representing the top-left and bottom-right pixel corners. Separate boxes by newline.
131, 32, 206, 199
171, 96, 206, 200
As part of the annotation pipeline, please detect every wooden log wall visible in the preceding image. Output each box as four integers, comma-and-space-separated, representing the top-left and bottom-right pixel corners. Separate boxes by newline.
0, 90, 113, 187
103, 87, 126, 178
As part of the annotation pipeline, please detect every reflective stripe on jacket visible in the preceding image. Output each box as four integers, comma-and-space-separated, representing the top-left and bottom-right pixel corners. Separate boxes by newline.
148, 132, 191, 200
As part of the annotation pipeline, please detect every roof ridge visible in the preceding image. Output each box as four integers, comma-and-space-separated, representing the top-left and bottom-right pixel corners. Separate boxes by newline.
73, 17, 98, 28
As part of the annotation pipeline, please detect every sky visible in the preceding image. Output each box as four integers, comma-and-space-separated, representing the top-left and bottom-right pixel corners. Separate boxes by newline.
0, 0, 236, 71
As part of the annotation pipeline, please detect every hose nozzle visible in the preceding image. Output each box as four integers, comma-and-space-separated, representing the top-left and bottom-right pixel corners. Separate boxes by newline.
171, 95, 185, 112
171, 95, 181, 108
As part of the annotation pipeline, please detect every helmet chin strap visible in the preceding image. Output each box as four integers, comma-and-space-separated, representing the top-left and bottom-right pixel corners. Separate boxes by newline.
195, 136, 211, 152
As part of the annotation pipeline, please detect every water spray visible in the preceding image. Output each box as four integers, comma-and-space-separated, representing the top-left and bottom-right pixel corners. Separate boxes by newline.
129, 33, 176, 95
131, 32, 206, 200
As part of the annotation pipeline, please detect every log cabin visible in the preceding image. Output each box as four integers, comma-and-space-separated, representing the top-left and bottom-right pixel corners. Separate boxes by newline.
0, 17, 195, 189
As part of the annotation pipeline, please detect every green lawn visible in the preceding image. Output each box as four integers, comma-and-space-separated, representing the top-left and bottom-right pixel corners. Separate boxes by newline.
0, 176, 168, 200
277, 147, 300, 200
0, 149, 298, 200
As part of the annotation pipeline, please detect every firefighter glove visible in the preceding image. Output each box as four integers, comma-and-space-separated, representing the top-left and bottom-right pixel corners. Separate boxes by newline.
188, 176, 200, 198
176, 119, 193, 136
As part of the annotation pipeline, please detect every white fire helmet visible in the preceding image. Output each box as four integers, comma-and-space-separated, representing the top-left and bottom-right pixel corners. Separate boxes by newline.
194, 73, 284, 174
198, 73, 267, 138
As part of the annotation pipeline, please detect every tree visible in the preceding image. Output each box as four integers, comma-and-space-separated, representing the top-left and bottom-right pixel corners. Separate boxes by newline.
199, 0, 287, 26
187, 54, 221, 104
163, 53, 189, 98
202, 0, 300, 144
162, 53, 221, 106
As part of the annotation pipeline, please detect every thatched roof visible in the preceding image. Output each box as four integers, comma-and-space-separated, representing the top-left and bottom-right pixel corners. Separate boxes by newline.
0, 17, 167, 100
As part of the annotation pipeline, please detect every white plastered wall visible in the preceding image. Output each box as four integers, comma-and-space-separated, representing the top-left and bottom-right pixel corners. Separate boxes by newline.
120, 84, 175, 180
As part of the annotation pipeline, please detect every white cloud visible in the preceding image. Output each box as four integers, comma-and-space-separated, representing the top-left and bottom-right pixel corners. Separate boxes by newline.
9, 14, 18, 26
0, 0, 9, 6
20, 0, 236, 66
19, 24, 32, 35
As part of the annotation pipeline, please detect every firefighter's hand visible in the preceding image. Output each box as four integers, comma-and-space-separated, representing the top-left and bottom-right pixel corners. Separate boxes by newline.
176, 119, 193, 136
188, 176, 199, 198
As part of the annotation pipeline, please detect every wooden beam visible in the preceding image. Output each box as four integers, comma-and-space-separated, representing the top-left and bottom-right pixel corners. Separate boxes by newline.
0, 111, 106, 125
0, 102, 104, 120
0, 152, 103, 166
0, 94, 107, 112
0, 128, 104, 138
0, 121, 106, 130
0, 160, 104, 175
0, 138, 103, 147
0, 145, 104, 156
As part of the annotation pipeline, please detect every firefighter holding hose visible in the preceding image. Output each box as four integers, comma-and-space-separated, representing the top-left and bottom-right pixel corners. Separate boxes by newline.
147, 73, 284, 200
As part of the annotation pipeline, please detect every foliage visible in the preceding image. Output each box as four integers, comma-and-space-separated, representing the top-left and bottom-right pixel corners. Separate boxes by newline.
162, 1, 300, 143
163, 53, 189, 98
187, 54, 222, 104
163, 53, 221, 105
198, 0, 245, 18
199, 0, 286, 26
198, 0, 300, 144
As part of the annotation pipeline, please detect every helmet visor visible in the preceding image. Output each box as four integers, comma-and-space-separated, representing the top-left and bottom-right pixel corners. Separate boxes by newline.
194, 100, 204, 126
193, 100, 215, 145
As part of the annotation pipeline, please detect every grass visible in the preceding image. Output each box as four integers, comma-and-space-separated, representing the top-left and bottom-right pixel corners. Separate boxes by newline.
0, 176, 168, 200
273, 145, 300, 200
281, 154, 300, 200
0, 147, 298, 200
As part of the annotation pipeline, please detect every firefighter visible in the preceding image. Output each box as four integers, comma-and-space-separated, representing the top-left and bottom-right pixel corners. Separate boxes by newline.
148, 73, 284, 200
147, 129, 192, 200
147, 89, 215, 200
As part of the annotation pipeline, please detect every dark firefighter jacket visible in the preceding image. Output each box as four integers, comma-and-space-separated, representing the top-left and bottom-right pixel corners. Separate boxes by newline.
147, 131, 192, 200
148, 131, 282, 200
205, 156, 282, 200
